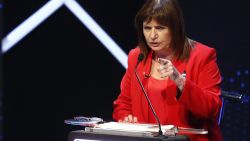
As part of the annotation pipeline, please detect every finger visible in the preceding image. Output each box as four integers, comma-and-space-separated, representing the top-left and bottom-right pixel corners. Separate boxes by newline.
158, 66, 171, 74
158, 58, 170, 65
165, 66, 173, 73
124, 117, 129, 122
165, 62, 172, 69
158, 62, 172, 72
161, 70, 173, 78
171, 71, 179, 80
128, 115, 133, 123
118, 119, 122, 122
133, 117, 138, 123
159, 69, 168, 75
161, 73, 169, 78
158, 65, 166, 72
165, 66, 179, 80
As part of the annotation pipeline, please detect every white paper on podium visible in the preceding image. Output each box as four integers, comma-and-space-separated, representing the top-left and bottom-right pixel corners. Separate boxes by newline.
96, 122, 175, 132
85, 122, 176, 137
85, 122, 208, 137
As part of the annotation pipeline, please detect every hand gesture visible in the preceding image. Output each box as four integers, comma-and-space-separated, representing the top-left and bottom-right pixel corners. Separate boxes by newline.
157, 58, 185, 90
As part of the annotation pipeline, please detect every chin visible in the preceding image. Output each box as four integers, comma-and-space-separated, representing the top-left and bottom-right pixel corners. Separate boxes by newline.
150, 47, 163, 52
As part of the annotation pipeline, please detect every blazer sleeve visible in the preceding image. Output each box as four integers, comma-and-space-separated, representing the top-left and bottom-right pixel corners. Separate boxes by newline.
179, 48, 222, 119
113, 49, 137, 121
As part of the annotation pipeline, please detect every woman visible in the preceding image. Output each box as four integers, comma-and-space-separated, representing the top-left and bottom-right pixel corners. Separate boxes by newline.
113, 0, 223, 140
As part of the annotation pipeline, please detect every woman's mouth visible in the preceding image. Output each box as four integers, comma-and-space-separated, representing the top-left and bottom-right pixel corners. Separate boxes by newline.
150, 42, 160, 47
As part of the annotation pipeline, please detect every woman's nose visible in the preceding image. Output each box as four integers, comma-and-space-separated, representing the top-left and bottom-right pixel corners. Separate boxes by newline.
150, 29, 158, 40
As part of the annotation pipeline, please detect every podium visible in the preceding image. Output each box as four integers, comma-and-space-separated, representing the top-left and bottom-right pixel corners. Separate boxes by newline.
68, 130, 189, 141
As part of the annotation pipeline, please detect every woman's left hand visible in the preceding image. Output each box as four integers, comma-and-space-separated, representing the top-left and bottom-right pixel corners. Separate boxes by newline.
157, 58, 185, 91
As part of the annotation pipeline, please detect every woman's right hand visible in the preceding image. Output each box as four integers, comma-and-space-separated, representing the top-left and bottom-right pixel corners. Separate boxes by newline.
118, 114, 138, 123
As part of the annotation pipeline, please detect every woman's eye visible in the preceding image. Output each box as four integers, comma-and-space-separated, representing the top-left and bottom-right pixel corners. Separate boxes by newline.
156, 26, 165, 30
143, 26, 151, 30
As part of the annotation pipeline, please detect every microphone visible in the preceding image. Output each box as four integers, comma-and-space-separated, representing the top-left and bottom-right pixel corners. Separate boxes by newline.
134, 53, 165, 137
221, 90, 248, 103
135, 53, 144, 69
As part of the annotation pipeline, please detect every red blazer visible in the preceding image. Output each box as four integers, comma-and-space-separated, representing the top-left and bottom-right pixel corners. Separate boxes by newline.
113, 42, 223, 141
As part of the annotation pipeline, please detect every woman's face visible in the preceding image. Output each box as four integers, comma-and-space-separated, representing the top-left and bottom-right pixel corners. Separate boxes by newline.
143, 18, 172, 56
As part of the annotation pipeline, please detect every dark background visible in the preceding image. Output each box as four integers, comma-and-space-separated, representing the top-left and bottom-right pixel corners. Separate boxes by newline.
2, 0, 250, 141
0, 0, 2, 140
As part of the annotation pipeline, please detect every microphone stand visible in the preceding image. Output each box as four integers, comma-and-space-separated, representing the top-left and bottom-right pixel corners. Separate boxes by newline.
134, 54, 166, 138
